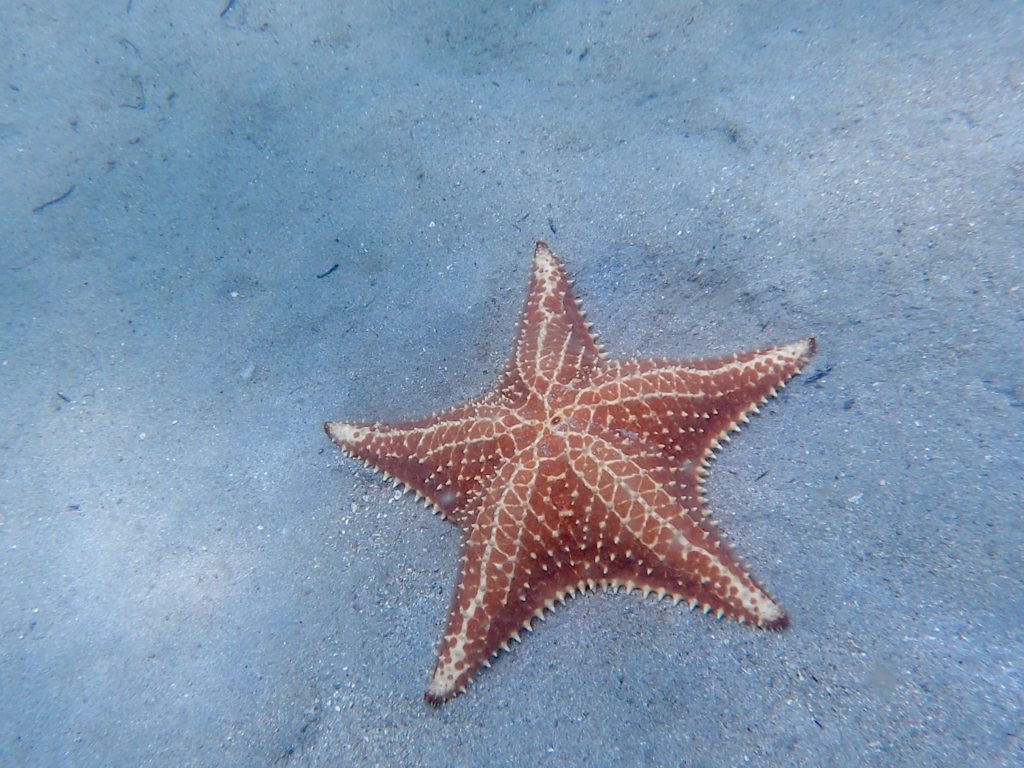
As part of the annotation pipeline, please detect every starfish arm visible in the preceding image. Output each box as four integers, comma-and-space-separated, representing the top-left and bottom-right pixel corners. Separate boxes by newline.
572, 338, 816, 466
499, 242, 605, 401
566, 431, 787, 628
324, 402, 522, 523
425, 440, 675, 704
425, 451, 541, 704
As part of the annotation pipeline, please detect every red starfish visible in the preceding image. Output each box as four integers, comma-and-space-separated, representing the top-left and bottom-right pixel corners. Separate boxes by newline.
326, 242, 815, 704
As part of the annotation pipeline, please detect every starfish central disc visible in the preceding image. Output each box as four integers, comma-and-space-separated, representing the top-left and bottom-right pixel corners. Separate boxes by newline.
325, 241, 815, 704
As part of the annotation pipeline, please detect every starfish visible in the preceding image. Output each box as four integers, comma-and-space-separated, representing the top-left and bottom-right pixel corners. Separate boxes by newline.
325, 241, 815, 704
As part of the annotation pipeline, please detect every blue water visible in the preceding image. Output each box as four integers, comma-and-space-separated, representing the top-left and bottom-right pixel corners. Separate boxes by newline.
1, 2, 1021, 766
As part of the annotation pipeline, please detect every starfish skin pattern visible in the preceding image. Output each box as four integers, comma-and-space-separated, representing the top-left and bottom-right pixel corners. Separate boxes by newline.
325, 242, 815, 704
